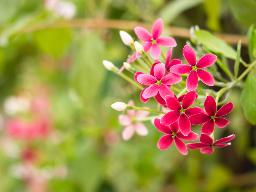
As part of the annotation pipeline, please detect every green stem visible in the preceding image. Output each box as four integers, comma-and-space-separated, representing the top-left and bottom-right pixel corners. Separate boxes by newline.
128, 105, 162, 114
116, 71, 143, 90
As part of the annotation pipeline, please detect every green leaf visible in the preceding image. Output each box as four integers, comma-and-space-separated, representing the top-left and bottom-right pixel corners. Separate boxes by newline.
234, 41, 241, 77
228, 0, 256, 27
0, 0, 21, 24
33, 28, 72, 58
241, 73, 256, 124
247, 25, 256, 62
159, 0, 203, 23
203, 0, 220, 31
194, 29, 237, 59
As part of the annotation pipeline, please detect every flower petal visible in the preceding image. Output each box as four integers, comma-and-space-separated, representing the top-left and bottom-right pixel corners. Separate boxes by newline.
140, 89, 149, 103
155, 93, 167, 106
170, 64, 191, 74
187, 143, 206, 149
201, 119, 215, 135
134, 27, 151, 41
150, 44, 161, 59
186, 71, 198, 91
134, 72, 143, 82
157, 135, 173, 150
161, 73, 182, 85
154, 63, 166, 80
136, 74, 157, 85
166, 59, 182, 71
157, 37, 177, 47
170, 121, 179, 133
118, 115, 131, 126
161, 111, 180, 125
197, 54, 217, 68
166, 96, 181, 110
200, 134, 214, 145
177, 131, 198, 140
200, 146, 214, 154
182, 91, 197, 109
154, 118, 171, 134
183, 45, 197, 65
174, 137, 188, 155
143, 42, 152, 52
135, 123, 148, 136
185, 107, 204, 117
178, 114, 191, 136
136, 110, 150, 120
214, 134, 235, 145
216, 102, 233, 117
159, 85, 173, 98
152, 18, 163, 39
215, 117, 229, 128
197, 69, 215, 86
189, 113, 210, 124
122, 126, 135, 140
204, 96, 216, 116
142, 84, 159, 99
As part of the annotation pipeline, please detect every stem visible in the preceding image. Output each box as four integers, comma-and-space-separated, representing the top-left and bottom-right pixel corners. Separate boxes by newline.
115, 71, 143, 90
128, 105, 162, 114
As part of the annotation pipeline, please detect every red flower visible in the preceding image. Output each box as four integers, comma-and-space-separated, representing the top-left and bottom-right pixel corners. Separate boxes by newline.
190, 96, 233, 135
171, 45, 217, 91
134, 18, 176, 59
165, 48, 182, 72
154, 118, 198, 155
160, 91, 203, 136
135, 63, 181, 102
187, 134, 235, 155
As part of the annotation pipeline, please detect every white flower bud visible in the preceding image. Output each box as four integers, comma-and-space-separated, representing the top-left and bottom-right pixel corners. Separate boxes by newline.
103, 60, 115, 71
111, 102, 127, 111
134, 41, 144, 53
119, 31, 134, 46
123, 62, 131, 70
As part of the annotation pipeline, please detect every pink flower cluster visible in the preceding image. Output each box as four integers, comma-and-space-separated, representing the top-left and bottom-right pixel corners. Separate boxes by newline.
112, 18, 235, 155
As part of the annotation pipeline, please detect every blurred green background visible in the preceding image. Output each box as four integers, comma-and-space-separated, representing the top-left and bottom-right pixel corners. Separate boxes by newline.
0, 0, 256, 191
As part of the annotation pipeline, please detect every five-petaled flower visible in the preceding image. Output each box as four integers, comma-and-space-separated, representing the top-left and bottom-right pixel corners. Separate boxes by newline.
154, 118, 198, 155
161, 91, 203, 136
190, 96, 233, 135
118, 101, 149, 140
171, 45, 217, 91
134, 18, 176, 59
187, 134, 235, 154
135, 63, 181, 102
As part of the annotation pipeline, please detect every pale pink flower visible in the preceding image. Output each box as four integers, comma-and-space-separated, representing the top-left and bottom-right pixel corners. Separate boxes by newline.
118, 102, 149, 140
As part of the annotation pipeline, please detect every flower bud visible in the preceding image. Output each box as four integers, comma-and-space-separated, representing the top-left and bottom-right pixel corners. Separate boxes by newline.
111, 102, 127, 111
134, 41, 144, 53
119, 31, 134, 46
103, 60, 115, 71
123, 62, 131, 70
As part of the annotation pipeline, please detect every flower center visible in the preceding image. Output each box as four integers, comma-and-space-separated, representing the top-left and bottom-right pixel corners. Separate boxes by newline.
151, 39, 157, 45
156, 80, 162, 85
171, 132, 177, 137
179, 108, 185, 113
210, 115, 215, 120
192, 65, 198, 71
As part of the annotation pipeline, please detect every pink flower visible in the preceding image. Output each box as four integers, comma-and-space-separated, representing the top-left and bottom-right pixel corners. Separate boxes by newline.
187, 134, 235, 155
134, 18, 176, 59
154, 118, 198, 155
118, 102, 149, 140
127, 52, 141, 63
135, 63, 181, 102
171, 45, 217, 91
6, 118, 50, 140
190, 96, 233, 135
160, 91, 203, 136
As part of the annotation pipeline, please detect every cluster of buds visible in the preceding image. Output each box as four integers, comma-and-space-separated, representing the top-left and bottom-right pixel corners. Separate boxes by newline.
104, 18, 235, 155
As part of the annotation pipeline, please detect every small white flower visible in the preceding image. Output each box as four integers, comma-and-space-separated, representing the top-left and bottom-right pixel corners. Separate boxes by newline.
123, 62, 131, 70
111, 102, 127, 111
119, 31, 134, 46
134, 41, 144, 53
103, 60, 115, 71
4, 96, 30, 115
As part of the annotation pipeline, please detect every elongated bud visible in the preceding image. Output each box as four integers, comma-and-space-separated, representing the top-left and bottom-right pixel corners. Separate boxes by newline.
123, 62, 131, 70
103, 60, 115, 71
111, 102, 127, 111
119, 31, 134, 46
134, 41, 144, 53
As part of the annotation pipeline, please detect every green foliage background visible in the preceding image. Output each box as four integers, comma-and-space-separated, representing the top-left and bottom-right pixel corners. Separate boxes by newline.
0, 0, 255, 191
